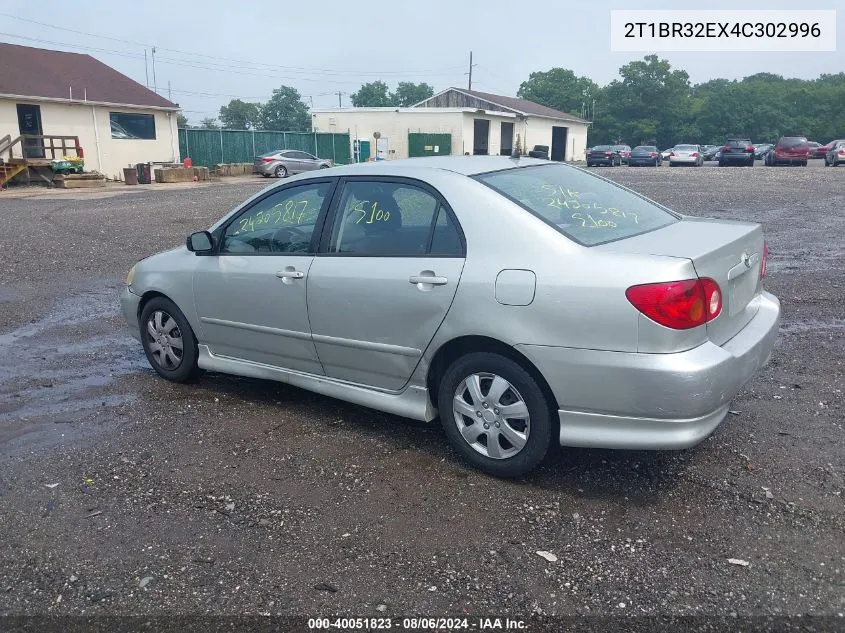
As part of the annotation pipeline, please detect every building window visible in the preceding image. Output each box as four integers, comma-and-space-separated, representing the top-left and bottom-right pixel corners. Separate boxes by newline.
109, 112, 156, 140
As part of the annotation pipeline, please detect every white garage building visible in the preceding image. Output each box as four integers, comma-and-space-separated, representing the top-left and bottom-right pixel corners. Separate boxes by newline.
311, 87, 589, 163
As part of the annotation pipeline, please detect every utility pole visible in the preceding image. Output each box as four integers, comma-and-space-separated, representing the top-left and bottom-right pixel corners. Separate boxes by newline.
336, 91, 343, 108
466, 51, 477, 90
144, 50, 149, 88
151, 47, 158, 93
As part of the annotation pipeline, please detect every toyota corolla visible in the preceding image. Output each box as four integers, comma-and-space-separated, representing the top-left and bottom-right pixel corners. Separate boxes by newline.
121, 156, 780, 478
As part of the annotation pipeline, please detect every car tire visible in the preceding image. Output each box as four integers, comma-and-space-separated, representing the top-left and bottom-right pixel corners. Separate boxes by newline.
802, 161, 808, 167
718, 160, 725, 167
438, 352, 553, 478
274, 165, 287, 178
140, 297, 203, 384
824, 158, 830, 166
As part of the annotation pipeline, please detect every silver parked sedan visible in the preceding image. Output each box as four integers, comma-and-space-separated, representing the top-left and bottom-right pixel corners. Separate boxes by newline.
668, 144, 704, 166
253, 149, 332, 178
121, 156, 780, 478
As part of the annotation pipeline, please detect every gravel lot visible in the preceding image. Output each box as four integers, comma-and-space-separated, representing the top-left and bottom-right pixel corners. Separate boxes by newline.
0, 162, 843, 630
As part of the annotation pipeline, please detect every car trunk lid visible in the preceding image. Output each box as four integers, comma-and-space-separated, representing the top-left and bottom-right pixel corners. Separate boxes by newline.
597, 218, 764, 345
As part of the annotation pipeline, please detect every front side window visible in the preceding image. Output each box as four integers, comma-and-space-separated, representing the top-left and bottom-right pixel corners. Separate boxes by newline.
475, 164, 678, 247
110, 112, 156, 140
328, 181, 462, 256
220, 182, 331, 254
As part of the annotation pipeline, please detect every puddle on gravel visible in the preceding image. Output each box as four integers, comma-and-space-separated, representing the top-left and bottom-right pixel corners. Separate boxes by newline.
0, 283, 144, 430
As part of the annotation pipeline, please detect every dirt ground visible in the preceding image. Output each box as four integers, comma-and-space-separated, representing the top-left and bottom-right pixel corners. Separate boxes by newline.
0, 162, 842, 631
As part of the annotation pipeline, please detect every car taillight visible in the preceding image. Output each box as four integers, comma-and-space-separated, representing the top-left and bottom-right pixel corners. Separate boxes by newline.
746, 145, 755, 152
650, 152, 656, 157
626, 278, 722, 330
839, 149, 845, 156
669, 152, 675, 157
260, 157, 274, 163
690, 152, 698, 157
760, 242, 768, 280
722, 145, 730, 152
604, 152, 612, 156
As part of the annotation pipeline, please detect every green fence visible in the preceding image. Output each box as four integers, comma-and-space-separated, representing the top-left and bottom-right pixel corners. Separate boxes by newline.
408, 133, 452, 157
178, 128, 351, 167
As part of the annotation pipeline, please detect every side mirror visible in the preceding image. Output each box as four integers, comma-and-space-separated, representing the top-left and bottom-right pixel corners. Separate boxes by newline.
187, 230, 214, 254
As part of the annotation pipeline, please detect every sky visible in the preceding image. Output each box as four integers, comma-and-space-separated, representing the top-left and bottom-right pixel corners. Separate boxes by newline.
0, 0, 842, 124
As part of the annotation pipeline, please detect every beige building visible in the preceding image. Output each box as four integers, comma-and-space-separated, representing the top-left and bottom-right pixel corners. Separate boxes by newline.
311, 87, 589, 162
0, 43, 180, 183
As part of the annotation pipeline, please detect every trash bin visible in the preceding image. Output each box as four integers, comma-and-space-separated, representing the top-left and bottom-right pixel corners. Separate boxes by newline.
123, 167, 138, 185
135, 162, 152, 184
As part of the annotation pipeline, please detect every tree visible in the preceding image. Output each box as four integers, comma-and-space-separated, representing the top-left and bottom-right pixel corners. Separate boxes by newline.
517, 68, 600, 118
391, 82, 434, 107
259, 86, 310, 131
219, 99, 262, 130
199, 117, 219, 129
350, 81, 394, 107
176, 112, 189, 128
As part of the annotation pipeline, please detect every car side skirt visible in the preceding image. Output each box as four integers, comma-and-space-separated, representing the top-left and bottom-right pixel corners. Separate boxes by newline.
558, 404, 729, 450
197, 345, 437, 421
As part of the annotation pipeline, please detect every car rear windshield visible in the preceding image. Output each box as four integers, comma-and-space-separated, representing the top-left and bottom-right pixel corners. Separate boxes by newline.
780, 137, 808, 147
591, 145, 613, 151
633, 146, 656, 152
675, 145, 698, 150
727, 139, 751, 147
475, 164, 679, 247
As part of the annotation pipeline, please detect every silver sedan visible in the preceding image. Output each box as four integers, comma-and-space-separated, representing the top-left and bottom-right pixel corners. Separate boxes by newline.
253, 149, 332, 178
121, 156, 780, 477
669, 144, 704, 166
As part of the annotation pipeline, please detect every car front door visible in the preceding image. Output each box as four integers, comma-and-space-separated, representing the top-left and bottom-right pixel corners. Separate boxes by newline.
193, 179, 336, 374
306, 177, 466, 391
295, 151, 320, 172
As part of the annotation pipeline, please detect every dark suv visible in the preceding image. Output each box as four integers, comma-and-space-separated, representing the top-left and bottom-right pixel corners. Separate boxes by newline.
718, 138, 755, 166
765, 136, 809, 166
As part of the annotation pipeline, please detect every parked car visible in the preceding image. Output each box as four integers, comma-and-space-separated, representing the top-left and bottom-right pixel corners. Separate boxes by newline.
660, 147, 675, 160
668, 144, 704, 167
612, 145, 632, 164
254, 149, 332, 178
627, 146, 662, 166
702, 146, 721, 161
120, 156, 780, 478
753, 144, 774, 160
816, 139, 845, 160
765, 136, 809, 166
806, 141, 822, 158
718, 138, 755, 166
700, 145, 719, 160
824, 140, 845, 166
586, 145, 622, 167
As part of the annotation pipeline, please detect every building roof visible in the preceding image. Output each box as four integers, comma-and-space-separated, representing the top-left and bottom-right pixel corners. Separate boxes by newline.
0, 42, 178, 109
416, 88, 587, 124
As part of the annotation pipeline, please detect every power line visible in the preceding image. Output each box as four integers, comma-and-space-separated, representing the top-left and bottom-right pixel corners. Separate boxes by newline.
0, 12, 467, 76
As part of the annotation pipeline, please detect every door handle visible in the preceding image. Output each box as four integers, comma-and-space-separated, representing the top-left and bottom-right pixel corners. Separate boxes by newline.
276, 270, 304, 279
409, 275, 448, 286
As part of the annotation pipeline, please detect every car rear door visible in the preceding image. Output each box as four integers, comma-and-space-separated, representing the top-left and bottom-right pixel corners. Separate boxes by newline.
306, 177, 466, 391
193, 179, 336, 373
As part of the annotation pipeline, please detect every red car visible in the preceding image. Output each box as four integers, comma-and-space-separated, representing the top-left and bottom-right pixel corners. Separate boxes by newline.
765, 136, 809, 166
816, 139, 845, 159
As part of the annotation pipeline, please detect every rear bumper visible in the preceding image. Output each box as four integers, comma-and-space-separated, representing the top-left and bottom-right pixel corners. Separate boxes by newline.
669, 157, 698, 164
120, 286, 142, 341
628, 158, 658, 165
517, 291, 780, 450
721, 153, 753, 163
587, 158, 615, 165
253, 163, 276, 175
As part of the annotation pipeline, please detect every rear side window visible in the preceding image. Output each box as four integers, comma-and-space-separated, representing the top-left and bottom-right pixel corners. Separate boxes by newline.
328, 181, 462, 256
475, 164, 678, 247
